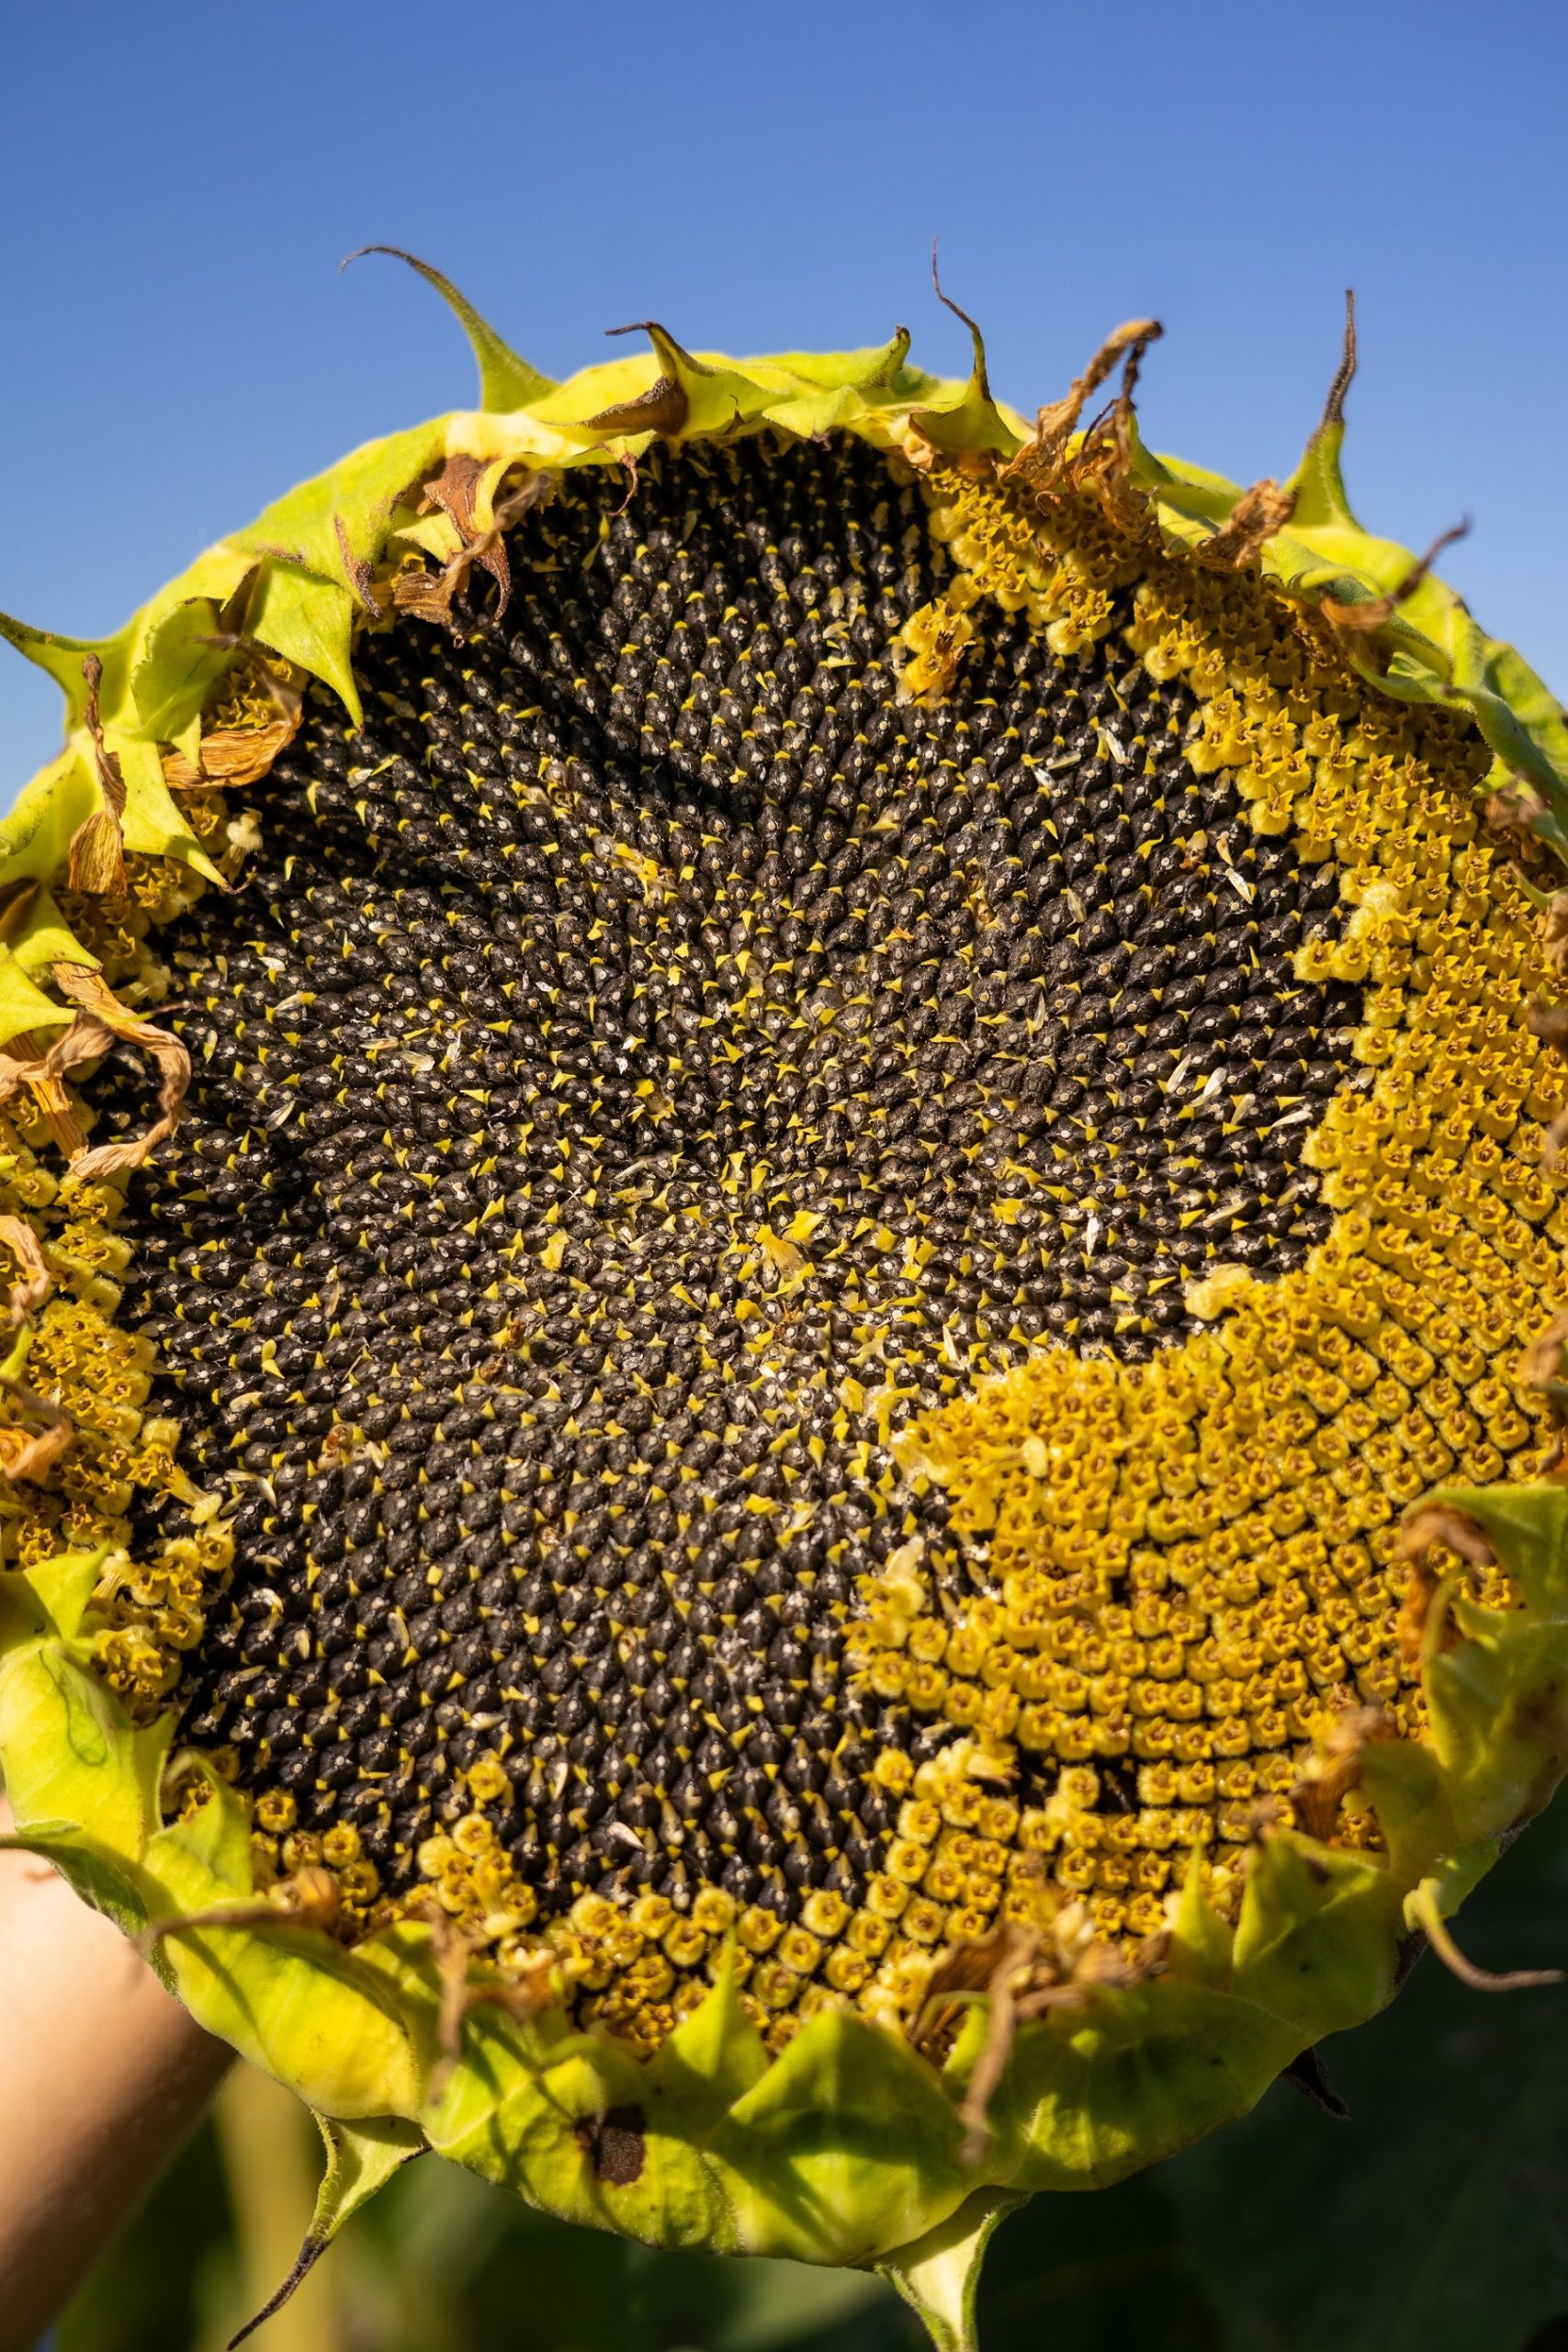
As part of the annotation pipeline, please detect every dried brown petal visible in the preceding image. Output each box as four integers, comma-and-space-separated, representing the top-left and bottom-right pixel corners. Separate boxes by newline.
1394, 1505, 1494, 1668
0, 1215, 51, 1329
1396, 1500, 1497, 1571
67, 653, 129, 897
0, 1023, 99, 1163
1292, 1705, 1396, 1838
396, 459, 550, 628
1198, 479, 1297, 569
1006, 321, 1164, 486
51, 963, 190, 1181
0, 1379, 73, 1484
139, 1863, 342, 1958
1319, 521, 1470, 639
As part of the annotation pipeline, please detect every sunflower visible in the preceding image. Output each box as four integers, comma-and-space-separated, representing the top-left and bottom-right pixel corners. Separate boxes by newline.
2, 256, 1566, 2350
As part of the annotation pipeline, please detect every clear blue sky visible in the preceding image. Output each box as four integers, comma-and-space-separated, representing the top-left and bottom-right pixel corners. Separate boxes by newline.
3, 0, 1564, 795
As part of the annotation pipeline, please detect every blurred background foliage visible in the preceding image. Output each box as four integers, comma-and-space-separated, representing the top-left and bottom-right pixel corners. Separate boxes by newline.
57, 1786, 1568, 2352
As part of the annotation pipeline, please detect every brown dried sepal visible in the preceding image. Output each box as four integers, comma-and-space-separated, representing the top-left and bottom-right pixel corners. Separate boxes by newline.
1397, 1500, 1497, 1572
1485, 777, 1550, 862
424, 454, 508, 605
912, 1919, 1038, 2059
998, 320, 1166, 566
182, 713, 298, 788
1529, 1002, 1568, 1053
67, 654, 129, 898
581, 327, 693, 441
0, 971, 188, 1182
914, 1921, 1037, 2165
0, 1027, 96, 1166
1005, 320, 1164, 492
580, 379, 689, 437
392, 458, 551, 628
389, 562, 465, 628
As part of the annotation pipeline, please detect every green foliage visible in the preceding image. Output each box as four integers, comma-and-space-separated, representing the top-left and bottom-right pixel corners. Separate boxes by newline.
57, 1788, 1568, 2351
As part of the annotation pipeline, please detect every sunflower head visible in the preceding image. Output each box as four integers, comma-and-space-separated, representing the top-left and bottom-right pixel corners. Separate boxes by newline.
1, 258, 1566, 2348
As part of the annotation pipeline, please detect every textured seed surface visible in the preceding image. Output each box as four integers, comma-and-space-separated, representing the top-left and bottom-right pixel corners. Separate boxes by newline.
81, 426, 1557, 2046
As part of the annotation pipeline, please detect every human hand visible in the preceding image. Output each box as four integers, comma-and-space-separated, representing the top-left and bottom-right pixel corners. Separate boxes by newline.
0, 1799, 229, 2351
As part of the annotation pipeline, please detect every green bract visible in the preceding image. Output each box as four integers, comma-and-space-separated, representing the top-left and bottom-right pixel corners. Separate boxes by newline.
0, 259, 1566, 2349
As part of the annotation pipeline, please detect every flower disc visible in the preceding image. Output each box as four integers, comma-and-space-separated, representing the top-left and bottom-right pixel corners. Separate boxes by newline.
3, 291, 1567, 2317
93, 422, 1422, 2043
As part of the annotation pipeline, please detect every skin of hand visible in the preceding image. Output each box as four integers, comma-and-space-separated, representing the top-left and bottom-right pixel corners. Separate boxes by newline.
0, 1797, 229, 2351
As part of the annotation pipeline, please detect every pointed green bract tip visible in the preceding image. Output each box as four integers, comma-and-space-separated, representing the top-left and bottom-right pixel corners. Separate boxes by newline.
0, 609, 130, 730
910, 253, 1021, 459
344, 246, 558, 413
1285, 288, 1359, 534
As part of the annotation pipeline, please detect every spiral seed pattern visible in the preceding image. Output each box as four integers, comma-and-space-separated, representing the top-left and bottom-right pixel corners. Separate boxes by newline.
81, 431, 1376, 2039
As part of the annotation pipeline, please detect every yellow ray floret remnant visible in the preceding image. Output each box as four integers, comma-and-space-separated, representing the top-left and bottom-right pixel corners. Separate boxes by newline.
845, 463, 1555, 1971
